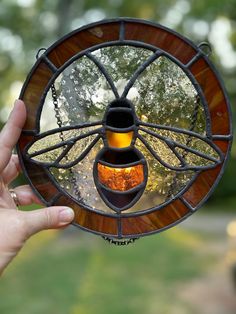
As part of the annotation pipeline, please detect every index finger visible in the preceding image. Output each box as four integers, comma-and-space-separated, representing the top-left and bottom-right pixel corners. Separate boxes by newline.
0, 100, 26, 173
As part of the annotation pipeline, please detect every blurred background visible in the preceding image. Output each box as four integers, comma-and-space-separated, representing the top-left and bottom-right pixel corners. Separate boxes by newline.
0, 0, 236, 313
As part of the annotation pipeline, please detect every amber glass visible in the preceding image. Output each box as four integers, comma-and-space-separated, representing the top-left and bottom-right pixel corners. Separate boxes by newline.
97, 163, 144, 191
106, 131, 134, 148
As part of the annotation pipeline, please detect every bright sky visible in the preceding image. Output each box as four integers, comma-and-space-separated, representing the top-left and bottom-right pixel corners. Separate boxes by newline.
209, 17, 236, 69
16, 0, 35, 7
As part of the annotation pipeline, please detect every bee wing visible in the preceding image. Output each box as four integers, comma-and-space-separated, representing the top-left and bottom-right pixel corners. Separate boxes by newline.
25, 125, 102, 169
138, 126, 223, 171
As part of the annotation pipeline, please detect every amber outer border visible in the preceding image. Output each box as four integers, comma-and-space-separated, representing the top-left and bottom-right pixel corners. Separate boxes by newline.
17, 18, 232, 239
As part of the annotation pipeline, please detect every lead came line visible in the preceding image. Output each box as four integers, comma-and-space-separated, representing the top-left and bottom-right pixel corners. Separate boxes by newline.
179, 196, 195, 212
212, 135, 233, 140
48, 193, 62, 206
185, 52, 202, 69
118, 216, 122, 238
42, 55, 58, 73
86, 52, 120, 99
119, 20, 125, 41
121, 50, 163, 98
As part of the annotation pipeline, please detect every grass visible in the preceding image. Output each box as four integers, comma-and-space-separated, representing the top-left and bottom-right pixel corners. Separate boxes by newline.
0, 225, 215, 314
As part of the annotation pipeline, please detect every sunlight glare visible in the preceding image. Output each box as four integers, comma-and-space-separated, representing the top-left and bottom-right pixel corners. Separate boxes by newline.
209, 17, 236, 69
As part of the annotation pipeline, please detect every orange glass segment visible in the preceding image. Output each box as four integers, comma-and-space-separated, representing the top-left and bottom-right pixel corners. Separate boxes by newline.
97, 163, 144, 191
106, 130, 133, 148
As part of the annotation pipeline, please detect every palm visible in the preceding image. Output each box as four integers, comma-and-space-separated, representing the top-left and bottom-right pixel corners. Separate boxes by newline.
0, 102, 40, 210
0, 100, 74, 276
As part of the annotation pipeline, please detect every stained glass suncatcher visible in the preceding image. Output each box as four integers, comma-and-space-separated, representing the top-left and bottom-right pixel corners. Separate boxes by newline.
17, 18, 232, 242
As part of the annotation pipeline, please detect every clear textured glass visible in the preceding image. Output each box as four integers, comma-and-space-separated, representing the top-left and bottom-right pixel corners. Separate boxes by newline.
126, 56, 206, 134
35, 45, 213, 214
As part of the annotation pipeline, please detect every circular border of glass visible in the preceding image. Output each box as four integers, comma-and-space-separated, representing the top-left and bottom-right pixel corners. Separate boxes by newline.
17, 18, 233, 239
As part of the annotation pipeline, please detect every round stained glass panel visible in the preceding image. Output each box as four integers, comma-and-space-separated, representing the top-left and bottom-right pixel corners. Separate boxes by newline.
17, 18, 232, 239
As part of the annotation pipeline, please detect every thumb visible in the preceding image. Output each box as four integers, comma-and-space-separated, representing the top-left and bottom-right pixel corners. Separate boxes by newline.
21, 206, 75, 238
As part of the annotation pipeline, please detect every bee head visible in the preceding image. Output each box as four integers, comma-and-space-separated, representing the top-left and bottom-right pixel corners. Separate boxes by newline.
105, 98, 136, 129
109, 98, 133, 109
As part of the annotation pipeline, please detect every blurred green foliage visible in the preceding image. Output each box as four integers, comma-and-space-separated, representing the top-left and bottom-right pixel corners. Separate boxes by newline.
0, 0, 235, 204
0, 227, 213, 314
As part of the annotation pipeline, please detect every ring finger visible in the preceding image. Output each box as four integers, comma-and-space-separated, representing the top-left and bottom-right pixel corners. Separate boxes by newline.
13, 185, 43, 207
2, 154, 21, 185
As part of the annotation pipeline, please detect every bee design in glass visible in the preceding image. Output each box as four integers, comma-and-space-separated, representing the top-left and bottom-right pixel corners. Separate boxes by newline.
25, 97, 223, 212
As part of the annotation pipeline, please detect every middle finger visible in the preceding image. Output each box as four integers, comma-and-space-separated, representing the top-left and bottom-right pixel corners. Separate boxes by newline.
14, 185, 43, 206
2, 155, 21, 185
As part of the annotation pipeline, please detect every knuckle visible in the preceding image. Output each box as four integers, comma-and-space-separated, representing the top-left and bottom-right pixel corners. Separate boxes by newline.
44, 207, 54, 228
11, 211, 29, 241
14, 211, 26, 231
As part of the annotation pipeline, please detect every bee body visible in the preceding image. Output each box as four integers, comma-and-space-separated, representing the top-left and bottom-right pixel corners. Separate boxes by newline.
94, 99, 148, 211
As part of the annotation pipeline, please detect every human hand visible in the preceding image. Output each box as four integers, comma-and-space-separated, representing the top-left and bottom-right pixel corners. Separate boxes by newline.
0, 100, 74, 276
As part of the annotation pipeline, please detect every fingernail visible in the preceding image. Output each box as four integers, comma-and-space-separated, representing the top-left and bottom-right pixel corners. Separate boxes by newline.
10, 100, 19, 115
14, 99, 19, 108
59, 207, 74, 224
9, 100, 18, 116
14, 99, 24, 108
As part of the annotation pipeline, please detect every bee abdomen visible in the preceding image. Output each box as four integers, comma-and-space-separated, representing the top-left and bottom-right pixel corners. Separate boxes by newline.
97, 163, 144, 191
94, 148, 147, 212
